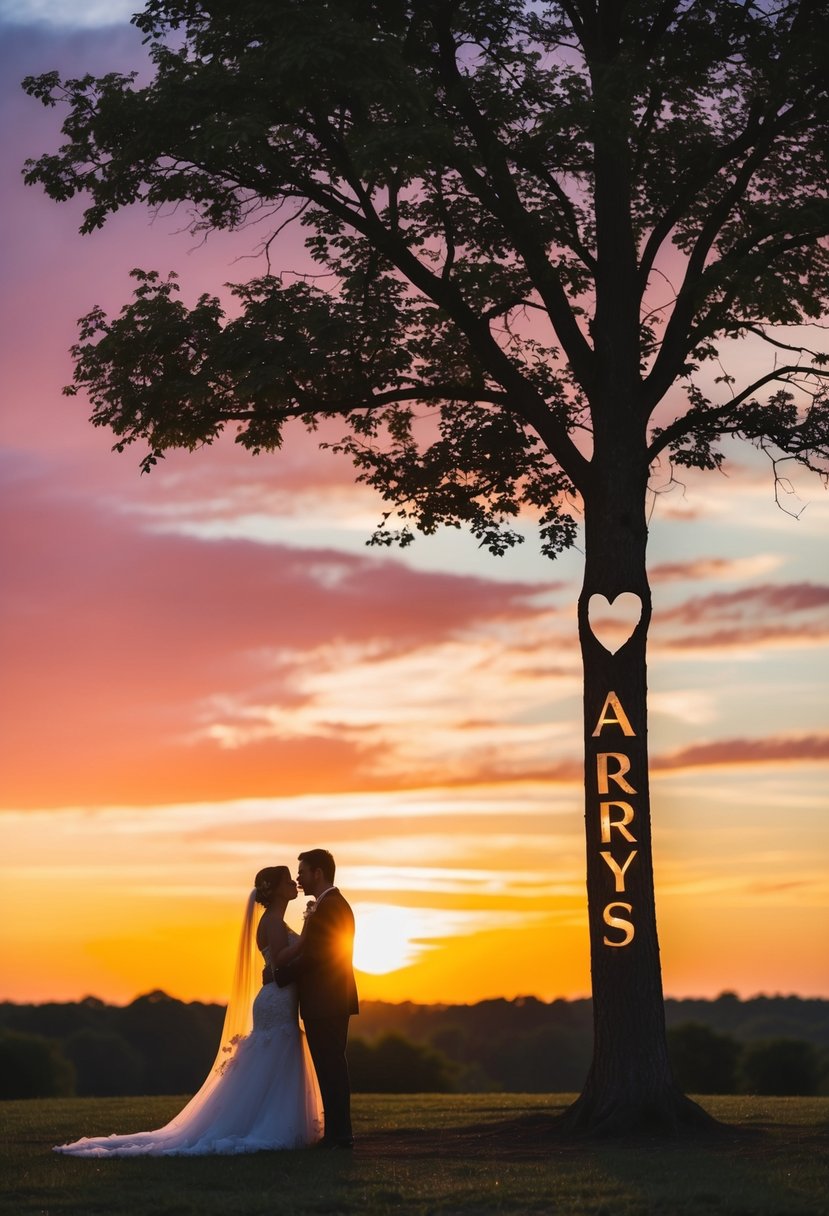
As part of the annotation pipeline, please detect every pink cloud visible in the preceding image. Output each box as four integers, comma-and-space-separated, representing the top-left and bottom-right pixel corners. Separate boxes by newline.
0, 465, 549, 807
650, 557, 775, 583
663, 624, 829, 651
652, 733, 829, 772
651, 580, 829, 652
661, 583, 829, 624
0, 24, 310, 465
452, 733, 829, 788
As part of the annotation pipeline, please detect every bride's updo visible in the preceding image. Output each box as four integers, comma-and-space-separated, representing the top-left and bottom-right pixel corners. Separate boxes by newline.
254, 865, 290, 906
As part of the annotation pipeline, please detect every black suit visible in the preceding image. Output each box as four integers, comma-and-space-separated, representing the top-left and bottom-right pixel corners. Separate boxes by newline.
275, 889, 358, 1145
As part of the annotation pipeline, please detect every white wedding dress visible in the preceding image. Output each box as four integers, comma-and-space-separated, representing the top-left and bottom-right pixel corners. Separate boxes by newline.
55, 915, 323, 1156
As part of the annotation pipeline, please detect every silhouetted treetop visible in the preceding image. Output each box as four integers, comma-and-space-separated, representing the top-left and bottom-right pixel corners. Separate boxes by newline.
23, 0, 828, 554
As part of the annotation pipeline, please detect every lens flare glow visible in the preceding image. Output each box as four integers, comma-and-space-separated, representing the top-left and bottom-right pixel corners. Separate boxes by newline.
352, 904, 437, 975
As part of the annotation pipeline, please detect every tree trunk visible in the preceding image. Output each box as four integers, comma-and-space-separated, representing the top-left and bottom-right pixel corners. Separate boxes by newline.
560, 448, 713, 1135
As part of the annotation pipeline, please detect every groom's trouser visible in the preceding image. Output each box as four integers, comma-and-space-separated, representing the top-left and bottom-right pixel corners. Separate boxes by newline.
304, 1016, 352, 1143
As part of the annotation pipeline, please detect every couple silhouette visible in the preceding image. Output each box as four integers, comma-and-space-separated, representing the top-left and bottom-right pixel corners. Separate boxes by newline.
55, 849, 359, 1156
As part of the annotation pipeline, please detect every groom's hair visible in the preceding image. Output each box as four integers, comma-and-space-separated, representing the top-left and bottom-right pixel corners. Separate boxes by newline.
299, 848, 336, 884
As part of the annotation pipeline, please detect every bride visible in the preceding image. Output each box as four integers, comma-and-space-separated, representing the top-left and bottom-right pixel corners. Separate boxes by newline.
54, 866, 323, 1155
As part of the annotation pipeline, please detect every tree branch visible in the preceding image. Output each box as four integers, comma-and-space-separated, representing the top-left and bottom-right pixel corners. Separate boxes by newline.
511, 151, 598, 274
638, 101, 771, 290
671, 227, 829, 373
728, 322, 829, 361
643, 119, 805, 408
648, 362, 829, 460
282, 117, 593, 491
216, 384, 512, 422
430, 12, 597, 393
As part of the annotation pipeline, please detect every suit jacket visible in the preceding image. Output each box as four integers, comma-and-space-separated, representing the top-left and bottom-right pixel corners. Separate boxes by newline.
275, 889, 359, 1020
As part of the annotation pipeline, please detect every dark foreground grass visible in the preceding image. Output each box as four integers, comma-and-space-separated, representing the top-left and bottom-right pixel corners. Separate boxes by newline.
2, 1093, 827, 1216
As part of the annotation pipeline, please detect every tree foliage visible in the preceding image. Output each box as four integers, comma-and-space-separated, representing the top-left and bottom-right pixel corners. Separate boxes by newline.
0, 1029, 75, 1099
739, 1037, 821, 1096
348, 1032, 459, 1091
667, 1022, 740, 1095
63, 1029, 147, 1097
22, 0, 829, 549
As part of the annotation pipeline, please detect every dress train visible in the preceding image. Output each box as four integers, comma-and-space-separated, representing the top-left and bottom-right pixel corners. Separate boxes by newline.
55, 941, 322, 1156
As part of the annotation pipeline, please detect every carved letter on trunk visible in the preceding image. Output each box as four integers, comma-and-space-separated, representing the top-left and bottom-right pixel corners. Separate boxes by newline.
596, 752, 636, 795
593, 695, 637, 946
600, 800, 637, 844
600, 848, 638, 891
591, 691, 636, 737
602, 902, 635, 947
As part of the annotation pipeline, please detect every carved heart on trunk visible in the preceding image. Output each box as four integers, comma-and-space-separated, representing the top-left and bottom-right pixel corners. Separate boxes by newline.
588, 592, 642, 654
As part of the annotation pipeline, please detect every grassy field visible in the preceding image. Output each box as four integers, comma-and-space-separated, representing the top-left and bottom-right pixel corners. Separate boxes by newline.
2, 1093, 827, 1216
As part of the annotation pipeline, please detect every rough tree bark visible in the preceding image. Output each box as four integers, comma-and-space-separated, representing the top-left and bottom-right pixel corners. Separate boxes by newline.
563, 425, 713, 1133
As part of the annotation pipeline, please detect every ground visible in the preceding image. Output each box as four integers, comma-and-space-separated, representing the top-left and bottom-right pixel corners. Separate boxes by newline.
2, 1093, 827, 1215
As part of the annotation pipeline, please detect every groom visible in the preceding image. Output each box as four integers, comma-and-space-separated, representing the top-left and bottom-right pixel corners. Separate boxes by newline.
275, 848, 359, 1149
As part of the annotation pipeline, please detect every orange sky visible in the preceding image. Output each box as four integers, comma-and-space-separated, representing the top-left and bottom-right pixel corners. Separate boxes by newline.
0, 11, 827, 1009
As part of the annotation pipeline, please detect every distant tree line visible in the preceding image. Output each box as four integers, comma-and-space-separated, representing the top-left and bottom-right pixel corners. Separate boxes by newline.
1, 991, 826, 1100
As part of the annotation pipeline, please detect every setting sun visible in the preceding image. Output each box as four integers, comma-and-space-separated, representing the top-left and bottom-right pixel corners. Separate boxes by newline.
352, 904, 433, 975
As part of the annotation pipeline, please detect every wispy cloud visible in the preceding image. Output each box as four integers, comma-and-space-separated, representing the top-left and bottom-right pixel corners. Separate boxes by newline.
649, 451, 829, 535
0, 0, 135, 30
662, 582, 829, 623
652, 581, 829, 655
653, 732, 829, 772
1, 466, 564, 805
650, 555, 782, 583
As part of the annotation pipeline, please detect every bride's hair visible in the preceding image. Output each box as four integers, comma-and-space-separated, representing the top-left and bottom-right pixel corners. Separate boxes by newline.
254, 865, 290, 905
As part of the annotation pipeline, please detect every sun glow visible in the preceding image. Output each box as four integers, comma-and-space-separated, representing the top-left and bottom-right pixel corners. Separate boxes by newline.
352, 904, 432, 975
2, 771, 828, 1004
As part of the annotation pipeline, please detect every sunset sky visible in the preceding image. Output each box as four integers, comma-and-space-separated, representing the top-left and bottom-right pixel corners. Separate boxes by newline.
1, 3, 827, 1010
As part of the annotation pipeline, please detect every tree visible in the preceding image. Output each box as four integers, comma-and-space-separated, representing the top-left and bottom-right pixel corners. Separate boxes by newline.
23, 0, 829, 1133
0, 1029, 75, 1099
667, 1022, 740, 1095
118, 990, 220, 1094
63, 1028, 146, 1097
348, 1032, 458, 1091
739, 1038, 821, 1096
